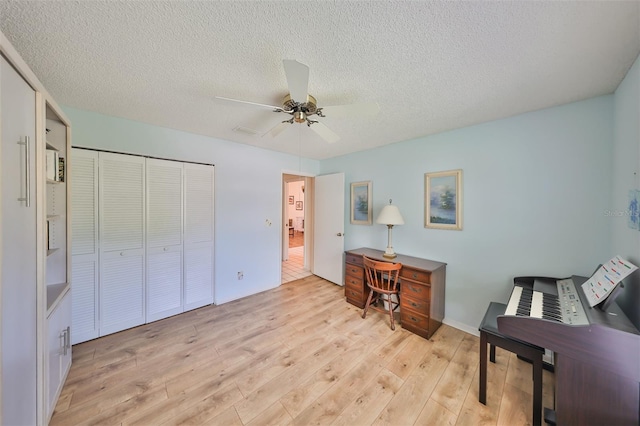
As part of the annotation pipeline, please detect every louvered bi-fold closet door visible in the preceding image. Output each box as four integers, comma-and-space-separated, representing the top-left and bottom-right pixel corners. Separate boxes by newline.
99, 152, 146, 336
183, 163, 214, 311
146, 158, 184, 322
70, 149, 99, 344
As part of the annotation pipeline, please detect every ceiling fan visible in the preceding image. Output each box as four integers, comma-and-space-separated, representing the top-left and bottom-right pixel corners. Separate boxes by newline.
215, 59, 379, 144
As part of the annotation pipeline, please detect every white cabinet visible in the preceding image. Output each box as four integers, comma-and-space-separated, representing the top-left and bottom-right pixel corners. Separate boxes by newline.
71, 150, 214, 342
184, 163, 215, 310
146, 158, 183, 322
1, 52, 38, 426
2, 31, 72, 424
47, 289, 71, 416
99, 152, 146, 335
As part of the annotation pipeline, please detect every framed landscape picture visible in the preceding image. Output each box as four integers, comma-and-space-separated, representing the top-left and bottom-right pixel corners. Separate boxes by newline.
425, 169, 463, 230
350, 181, 372, 225
296, 201, 303, 210
288, 195, 294, 205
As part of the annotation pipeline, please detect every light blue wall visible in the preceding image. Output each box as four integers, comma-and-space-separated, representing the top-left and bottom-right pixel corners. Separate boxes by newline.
65, 61, 635, 333
320, 96, 614, 333
64, 107, 320, 304
612, 54, 640, 327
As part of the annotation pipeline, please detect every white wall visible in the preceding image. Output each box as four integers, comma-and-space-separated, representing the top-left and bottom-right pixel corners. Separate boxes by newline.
611, 53, 640, 327
63, 107, 320, 304
320, 96, 614, 333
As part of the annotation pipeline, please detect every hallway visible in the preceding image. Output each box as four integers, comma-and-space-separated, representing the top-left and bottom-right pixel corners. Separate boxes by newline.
281, 244, 311, 284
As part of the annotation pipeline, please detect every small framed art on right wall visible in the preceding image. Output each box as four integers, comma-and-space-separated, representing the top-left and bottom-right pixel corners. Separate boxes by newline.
425, 169, 463, 230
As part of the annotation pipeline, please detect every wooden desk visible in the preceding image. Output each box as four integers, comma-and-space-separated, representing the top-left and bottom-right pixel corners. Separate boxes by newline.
344, 247, 446, 339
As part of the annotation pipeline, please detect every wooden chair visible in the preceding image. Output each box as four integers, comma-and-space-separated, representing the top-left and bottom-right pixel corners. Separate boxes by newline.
361, 256, 402, 330
479, 301, 544, 426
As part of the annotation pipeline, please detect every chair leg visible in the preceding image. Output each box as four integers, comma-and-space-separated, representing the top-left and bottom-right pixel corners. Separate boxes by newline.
388, 294, 395, 330
362, 290, 374, 319
479, 331, 487, 405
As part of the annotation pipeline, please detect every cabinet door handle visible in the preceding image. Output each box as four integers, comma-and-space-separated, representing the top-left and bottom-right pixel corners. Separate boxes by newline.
59, 330, 66, 355
66, 326, 71, 352
17, 136, 30, 207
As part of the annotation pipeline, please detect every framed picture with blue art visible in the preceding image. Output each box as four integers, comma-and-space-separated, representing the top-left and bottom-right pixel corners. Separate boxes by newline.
350, 181, 372, 225
425, 169, 463, 230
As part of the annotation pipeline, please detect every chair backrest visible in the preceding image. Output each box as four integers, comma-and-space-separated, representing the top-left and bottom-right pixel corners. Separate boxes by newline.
363, 256, 402, 294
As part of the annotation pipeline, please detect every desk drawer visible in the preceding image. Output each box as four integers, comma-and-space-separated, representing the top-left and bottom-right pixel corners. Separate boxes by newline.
345, 253, 363, 266
400, 267, 430, 284
400, 309, 430, 338
345, 281, 368, 308
401, 280, 430, 301
345, 285, 363, 302
345, 264, 364, 279
345, 273, 363, 289
401, 293, 429, 313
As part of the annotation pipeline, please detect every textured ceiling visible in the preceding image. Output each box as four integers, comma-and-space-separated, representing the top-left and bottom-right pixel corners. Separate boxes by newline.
1, 1, 638, 160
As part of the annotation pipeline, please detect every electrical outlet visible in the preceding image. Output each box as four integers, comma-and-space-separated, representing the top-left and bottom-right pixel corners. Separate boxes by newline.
237, 271, 243, 280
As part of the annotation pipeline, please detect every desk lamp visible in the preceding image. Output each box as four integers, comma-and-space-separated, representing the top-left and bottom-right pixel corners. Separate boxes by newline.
376, 199, 404, 259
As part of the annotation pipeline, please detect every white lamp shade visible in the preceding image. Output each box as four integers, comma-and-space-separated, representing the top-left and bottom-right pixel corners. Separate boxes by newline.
376, 204, 404, 225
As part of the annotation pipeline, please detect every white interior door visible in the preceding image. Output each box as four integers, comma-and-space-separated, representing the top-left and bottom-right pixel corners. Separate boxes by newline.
70, 148, 99, 344
146, 158, 183, 322
183, 163, 214, 310
99, 152, 146, 336
313, 172, 345, 285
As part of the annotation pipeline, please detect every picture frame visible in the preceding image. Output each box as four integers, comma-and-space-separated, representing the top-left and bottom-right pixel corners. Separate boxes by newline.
350, 181, 372, 225
288, 195, 294, 205
425, 169, 463, 230
296, 201, 303, 210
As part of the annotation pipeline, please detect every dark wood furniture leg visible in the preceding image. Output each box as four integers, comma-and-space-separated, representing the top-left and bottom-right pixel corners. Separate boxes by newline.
478, 302, 544, 426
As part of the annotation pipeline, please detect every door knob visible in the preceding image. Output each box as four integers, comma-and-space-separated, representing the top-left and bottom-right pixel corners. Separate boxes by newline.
337, 233, 343, 236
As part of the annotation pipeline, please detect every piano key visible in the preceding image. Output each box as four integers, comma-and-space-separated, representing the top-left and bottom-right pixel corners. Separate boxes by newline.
505, 286, 522, 316
530, 291, 543, 318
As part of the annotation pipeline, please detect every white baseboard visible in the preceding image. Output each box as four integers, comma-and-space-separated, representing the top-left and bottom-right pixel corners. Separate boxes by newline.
443, 317, 479, 337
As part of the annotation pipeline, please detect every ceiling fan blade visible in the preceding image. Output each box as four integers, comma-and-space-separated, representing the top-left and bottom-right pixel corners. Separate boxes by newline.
321, 102, 380, 118
283, 59, 309, 103
264, 121, 290, 138
214, 96, 283, 111
310, 122, 340, 144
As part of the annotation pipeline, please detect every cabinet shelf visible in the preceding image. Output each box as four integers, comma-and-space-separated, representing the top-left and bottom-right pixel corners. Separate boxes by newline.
46, 179, 63, 185
46, 142, 59, 151
47, 214, 59, 219
46, 282, 69, 315
47, 248, 59, 256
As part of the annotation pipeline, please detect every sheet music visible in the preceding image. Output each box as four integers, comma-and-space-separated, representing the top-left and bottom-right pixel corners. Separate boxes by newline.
581, 255, 638, 307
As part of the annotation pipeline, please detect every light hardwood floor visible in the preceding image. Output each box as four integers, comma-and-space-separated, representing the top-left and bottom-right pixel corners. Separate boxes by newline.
52, 275, 553, 425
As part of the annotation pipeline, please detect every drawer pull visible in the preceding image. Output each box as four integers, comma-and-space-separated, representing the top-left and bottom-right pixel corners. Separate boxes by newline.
412, 273, 418, 279
411, 302, 419, 308
410, 287, 422, 293
409, 316, 419, 323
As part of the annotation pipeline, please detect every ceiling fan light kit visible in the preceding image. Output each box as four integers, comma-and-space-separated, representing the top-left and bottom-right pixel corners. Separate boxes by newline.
215, 59, 378, 144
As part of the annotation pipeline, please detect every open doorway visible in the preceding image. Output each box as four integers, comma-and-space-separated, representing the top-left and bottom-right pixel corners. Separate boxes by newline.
282, 174, 312, 283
